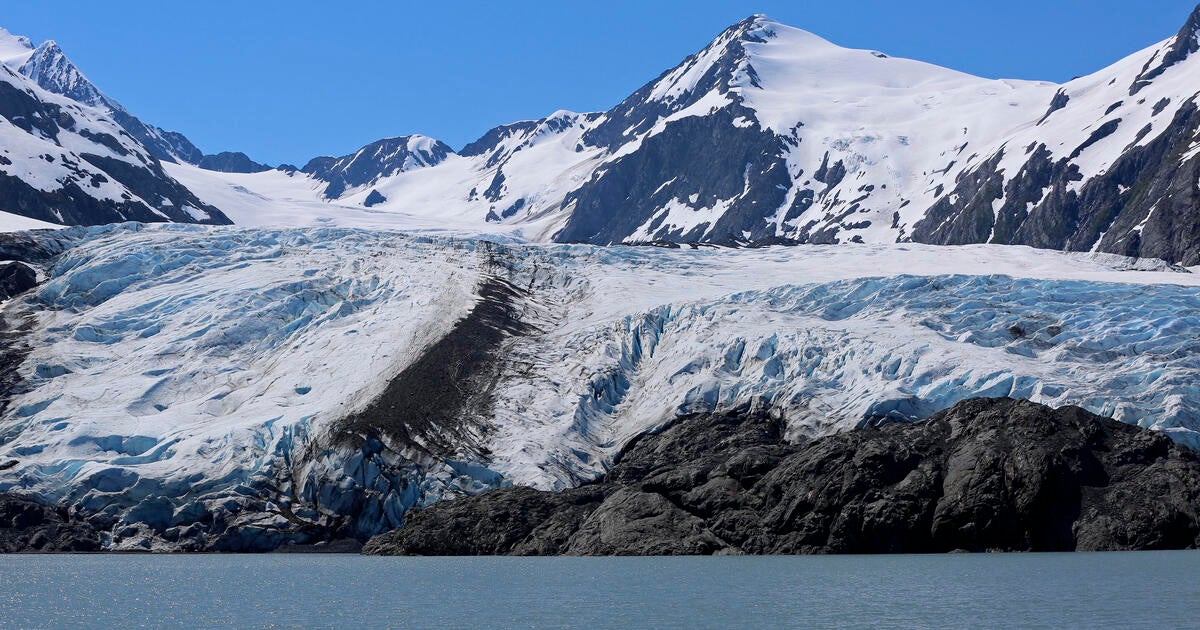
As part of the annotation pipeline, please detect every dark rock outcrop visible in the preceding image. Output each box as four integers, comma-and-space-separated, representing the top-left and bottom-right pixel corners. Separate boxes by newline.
1129, 4, 1200, 95
364, 398, 1200, 555
913, 99, 1200, 265
363, 189, 387, 207
0, 493, 101, 552
555, 104, 794, 245
198, 151, 272, 174
302, 136, 454, 199
0, 262, 36, 300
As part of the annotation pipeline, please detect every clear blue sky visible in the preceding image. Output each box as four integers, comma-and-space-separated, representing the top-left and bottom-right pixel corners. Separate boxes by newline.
3, 1, 1197, 165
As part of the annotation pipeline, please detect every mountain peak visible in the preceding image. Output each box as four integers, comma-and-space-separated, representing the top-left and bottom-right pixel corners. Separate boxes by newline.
19, 39, 110, 108
581, 14, 851, 149
725, 14, 772, 35
710, 14, 779, 54
1163, 3, 1200, 61
1129, 3, 1200, 94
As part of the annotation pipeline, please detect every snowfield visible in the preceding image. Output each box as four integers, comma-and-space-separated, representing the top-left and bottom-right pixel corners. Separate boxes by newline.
1, 223, 1199, 549
0, 210, 61, 232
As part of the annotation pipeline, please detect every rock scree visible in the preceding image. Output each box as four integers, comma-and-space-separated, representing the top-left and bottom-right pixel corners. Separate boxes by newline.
363, 398, 1200, 555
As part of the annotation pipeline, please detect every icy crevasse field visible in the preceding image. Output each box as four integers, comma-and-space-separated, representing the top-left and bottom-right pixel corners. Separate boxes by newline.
1, 224, 1199, 549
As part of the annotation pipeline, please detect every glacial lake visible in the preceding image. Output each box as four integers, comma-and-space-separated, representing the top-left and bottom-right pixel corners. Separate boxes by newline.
1, 552, 1197, 628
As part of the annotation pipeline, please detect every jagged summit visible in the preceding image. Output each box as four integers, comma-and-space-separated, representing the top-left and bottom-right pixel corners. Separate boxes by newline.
12, 37, 215, 165
720, 13, 776, 39
1130, 2, 1200, 94
0, 27, 274, 173
19, 39, 108, 108
579, 15, 774, 149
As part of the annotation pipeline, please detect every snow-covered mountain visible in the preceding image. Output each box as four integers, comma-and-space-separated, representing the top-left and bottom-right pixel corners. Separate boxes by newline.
1, 29, 205, 167
0, 34, 229, 227
302, 135, 456, 199
185, 6, 1200, 264
0, 28, 271, 180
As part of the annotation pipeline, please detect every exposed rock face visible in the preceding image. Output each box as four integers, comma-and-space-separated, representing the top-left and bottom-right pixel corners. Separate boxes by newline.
1129, 7, 1200, 95
302, 135, 454, 199
0, 262, 35, 300
913, 101, 1200, 265
553, 17, 798, 246
0, 492, 101, 552
363, 189, 387, 207
364, 398, 1200, 555
198, 151, 272, 174
556, 104, 794, 245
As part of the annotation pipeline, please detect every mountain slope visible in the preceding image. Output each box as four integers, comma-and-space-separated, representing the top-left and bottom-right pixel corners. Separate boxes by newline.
911, 7, 1200, 264
554, 9, 1200, 261
8, 34, 204, 166
556, 16, 1056, 246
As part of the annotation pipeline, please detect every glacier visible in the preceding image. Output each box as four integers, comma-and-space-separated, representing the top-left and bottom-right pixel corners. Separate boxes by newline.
1, 223, 1199, 550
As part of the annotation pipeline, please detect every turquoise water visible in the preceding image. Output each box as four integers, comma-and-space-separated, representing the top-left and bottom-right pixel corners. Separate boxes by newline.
0, 553, 1197, 628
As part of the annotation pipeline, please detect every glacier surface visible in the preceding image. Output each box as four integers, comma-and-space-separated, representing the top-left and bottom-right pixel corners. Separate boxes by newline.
1, 224, 1199, 549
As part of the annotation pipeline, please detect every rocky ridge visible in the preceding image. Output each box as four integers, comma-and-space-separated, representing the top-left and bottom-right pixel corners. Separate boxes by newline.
0, 492, 101, 552
364, 398, 1200, 555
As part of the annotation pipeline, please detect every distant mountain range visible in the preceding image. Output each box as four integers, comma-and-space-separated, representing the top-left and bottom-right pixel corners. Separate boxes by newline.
4, 6, 1200, 263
